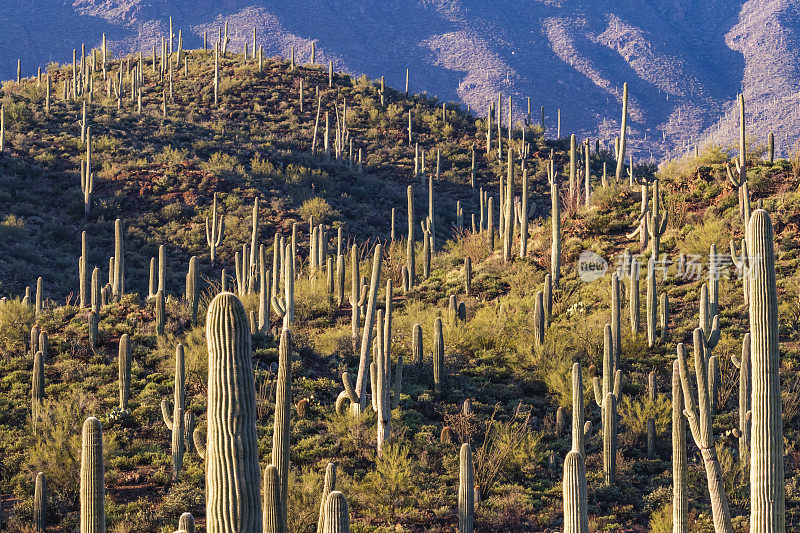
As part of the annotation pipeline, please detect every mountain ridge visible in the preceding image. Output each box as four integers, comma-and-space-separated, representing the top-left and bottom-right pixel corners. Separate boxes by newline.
1, 0, 798, 158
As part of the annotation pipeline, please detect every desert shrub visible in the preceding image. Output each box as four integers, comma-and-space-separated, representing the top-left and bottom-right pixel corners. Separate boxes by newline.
618, 393, 671, 437
357, 442, 416, 521
678, 214, 731, 258
297, 196, 335, 223
0, 297, 35, 357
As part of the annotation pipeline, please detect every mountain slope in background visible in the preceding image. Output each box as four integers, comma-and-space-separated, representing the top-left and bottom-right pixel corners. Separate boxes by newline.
1, 0, 798, 158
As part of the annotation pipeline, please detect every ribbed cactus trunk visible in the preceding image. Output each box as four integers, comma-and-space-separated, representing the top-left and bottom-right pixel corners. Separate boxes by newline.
262, 465, 285, 533
676, 333, 733, 533
272, 329, 293, 529
602, 392, 617, 485
660, 293, 669, 344
32, 349, 44, 424
611, 273, 620, 368
407, 185, 415, 286
113, 219, 123, 301
672, 359, 687, 533
205, 293, 262, 533
118, 334, 130, 410
615, 82, 628, 182
352, 245, 382, 417
412, 324, 423, 375
733, 333, 751, 465
563, 450, 589, 533
34, 471, 47, 533
317, 464, 336, 533
323, 491, 350, 533
433, 317, 444, 393
551, 167, 561, 287
520, 168, 528, 257
572, 363, 584, 457
533, 291, 544, 346
629, 259, 639, 334
503, 150, 513, 262
646, 257, 656, 347
458, 443, 474, 533
80, 417, 105, 533
179, 513, 196, 533
747, 209, 785, 532
188, 256, 198, 325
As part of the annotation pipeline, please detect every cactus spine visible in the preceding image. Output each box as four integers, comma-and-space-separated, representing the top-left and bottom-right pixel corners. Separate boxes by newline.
205, 293, 262, 532
562, 450, 589, 533
80, 417, 105, 533
34, 471, 46, 533
747, 209, 784, 532
272, 329, 293, 529
676, 332, 733, 533
118, 334, 130, 410
672, 359, 687, 533
458, 443, 474, 533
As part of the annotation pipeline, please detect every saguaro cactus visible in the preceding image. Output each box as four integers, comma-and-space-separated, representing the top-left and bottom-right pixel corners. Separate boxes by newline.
113, 219, 124, 301
458, 443, 474, 533
262, 464, 285, 533
646, 257, 657, 347
317, 463, 336, 533
593, 324, 621, 486
611, 273, 621, 366
34, 471, 47, 533
187, 256, 199, 325
726, 94, 750, 229
672, 360, 687, 533
563, 450, 589, 533
32, 349, 44, 424
178, 513, 196, 533
161, 344, 186, 480
273, 329, 293, 529
533, 291, 544, 346
731, 333, 751, 464
614, 82, 628, 182
323, 491, 350, 533
205, 193, 225, 265
572, 363, 584, 457
676, 332, 733, 533
338, 245, 382, 418
548, 160, 561, 286
433, 317, 444, 393
118, 334, 130, 411
81, 417, 105, 533
205, 293, 262, 532
747, 209, 784, 532
629, 259, 640, 334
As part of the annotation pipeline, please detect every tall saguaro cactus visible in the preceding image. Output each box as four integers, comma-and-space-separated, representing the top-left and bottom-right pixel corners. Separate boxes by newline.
676, 332, 733, 533
317, 463, 336, 533
272, 329, 293, 530
80, 417, 105, 533
118, 334, 130, 411
433, 317, 444, 393
731, 333, 751, 464
161, 344, 186, 480
614, 82, 628, 183
571, 363, 584, 457
562, 450, 589, 533
593, 324, 620, 486
458, 443, 474, 533
407, 186, 415, 287
338, 245, 382, 417
672, 359, 687, 533
205, 193, 225, 265
548, 159, 561, 287
34, 471, 47, 533
113, 219, 124, 301
205, 293, 262, 532
323, 491, 350, 533
747, 209, 784, 532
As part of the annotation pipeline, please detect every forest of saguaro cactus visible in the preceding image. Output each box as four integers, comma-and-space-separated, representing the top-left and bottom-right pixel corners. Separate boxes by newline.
1, 21, 800, 533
